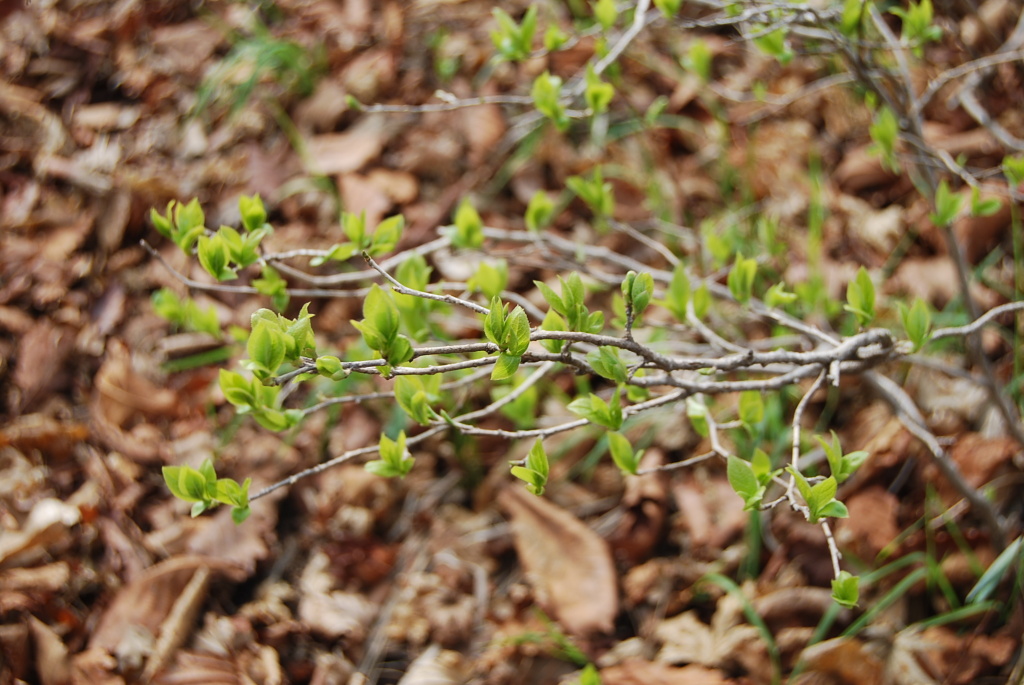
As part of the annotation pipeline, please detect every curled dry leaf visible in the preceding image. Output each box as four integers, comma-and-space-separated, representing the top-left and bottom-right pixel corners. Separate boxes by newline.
655, 591, 766, 676
0, 497, 81, 568
834, 487, 900, 561
396, 644, 468, 685
497, 485, 618, 637
600, 659, 729, 685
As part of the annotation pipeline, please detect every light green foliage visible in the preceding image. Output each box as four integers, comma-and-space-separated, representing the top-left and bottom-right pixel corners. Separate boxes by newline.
395, 375, 442, 425
1003, 155, 1024, 186
315, 355, 348, 381
844, 266, 876, 327
352, 285, 414, 370
468, 260, 509, 300
577, 663, 602, 685
686, 396, 709, 437
253, 265, 289, 311
727, 255, 757, 303
831, 570, 860, 608
900, 298, 932, 351
969, 187, 1002, 217
539, 307, 568, 353
393, 254, 434, 341
764, 282, 797, 309
238, 193, 268, 232
817, 431, 869, 484
525, 190, 557, 232
890, 0, 942, 55
593, 0, 617, 30
511, 439, 550, 494
483, 298, 532, 380
753, 27, 793, 65
608, 431, 642, 475
839, 0, 869, 37
151, 289, 222, 338
494, 376, 539, 429
452, 198, 485, 249
197, 233, 237, 281
929, 180, 963, 227
566, 167, 615, 223
535, 272, 604, 333
654, 0, 683, 19
151, 198, 206, 254
738, 390, 764, 427
544, 25, 569, 51
692, 282, 712, 320
532, 71, 570, 132
685, 39, 712, 82
312, 212, 405, 265
727, 454, 766, 510
491, 6, 538, 62
789, 470, 849, 523
621, 271, 654, 324
587, 346, 628, 384
568, 391, 623, 430
365, 431, 414, 478
163, 458, 251, 523
584, 64, 615, 115
658, 263, 691, 322
869, 106, 901, 173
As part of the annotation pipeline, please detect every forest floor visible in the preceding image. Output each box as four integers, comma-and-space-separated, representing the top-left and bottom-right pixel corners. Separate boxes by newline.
2, 1, 1024, 684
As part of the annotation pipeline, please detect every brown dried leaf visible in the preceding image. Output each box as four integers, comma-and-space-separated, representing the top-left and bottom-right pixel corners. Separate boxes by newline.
835, 487, 900, 561
29, 615, 71, 685
308, 116, 393, 175
396, 645, 468, 685
798, 636, 887, 684
0, 497, 81, 568
655, 592, 762, 672
600, 659, 729, 685
498, 486, 618, 636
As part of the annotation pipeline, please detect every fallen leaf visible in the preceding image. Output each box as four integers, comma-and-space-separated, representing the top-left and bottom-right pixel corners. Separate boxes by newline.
835, 487, 900, 560
600, 659, 729, 685
396, 644, 467, 685
498, 486, 618, 636
29, 615, 71, 685
308, 116, 394, 175
655, 591, 764, 675
0, 497, 81, 568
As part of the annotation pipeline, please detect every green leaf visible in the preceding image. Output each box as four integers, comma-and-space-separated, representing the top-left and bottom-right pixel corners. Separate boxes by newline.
568, 392, 622, 430
525, 191, 556, 232
544, 24, 568, 51
608, 431, 641, 475
840, 0, 869, 36
686, 396, 709, 437
368, 214, 405, 255
844, 266, 876, 327
491, 353, 522, 380
310, 242, 358, 267
535, 280, 566, 316
750, 448, 774, 484
587, 346, 628, 384
219, 369, 255, 408
566, 168, 614, 221
253, 265, 289, 311
511, 439, 550, 495
594, 0, 617, 30
727, 455, 764, 510
764, 282, 797, 308
654, 0, 683, 18
819, 499, 850, 519
685, 39, 712, 82
247, 320, 288, 381
395, 375, 440, 425
213, 477, 250, 508
659, 263, 690, 322
341, 211, 367, 246
367, 431, 413, 478
929, 179, 963, 227
453, 198, 485, 249
231, 506, 252, 524
468, 260, 508, 300
622, 271, 654, 320
578, 664, 602, 685
869, 106, 901, 173
150, 203, 174, 239
727, 255, 757, 303
900, 297, 932, 351
362, 285, 400, 344
490, 6, 537, 62
969, 187, 1002, 217
539, 308, 566, 353
692, 282, 711, 320
315, 354, 348, 381
484, 297, 508, 347
831, 571, 860, 608
753, 27, 793, 65
197, 234, 237, 281
584, 64, 615, 114
238, 193, 267, 232
738, 390, 764, 426
175, 198, 205, 236
1003, 155, 1024, 187
384, 334, 415, 366
531, 71, 569, 132
504, 306, 531, 356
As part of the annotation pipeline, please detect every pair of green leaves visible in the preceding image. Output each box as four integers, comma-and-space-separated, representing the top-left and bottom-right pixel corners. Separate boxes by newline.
395, 375, 442, 425
568, 390, 623, 431
484, 298, 532, 380
151, 288, 222, 338
452, 199, 485, 249
150, 198, 206, 254
726, 449, 778, 510
491, 6, 537, 62
245, 305, 316, 381
365, 431, 414, 478
727, 256, 758, 304
163, 459, 252, 523
536, 272, 605, 335
512, 439, 549, 495
311, 212, 404, 266
352, 285, 415, 371
845, 266, 876, 328
621, 271, 654, 326
532, 71, 570, 132
566, 168, 615, 223
219, 369, 303, 431
468, 260, 509, 301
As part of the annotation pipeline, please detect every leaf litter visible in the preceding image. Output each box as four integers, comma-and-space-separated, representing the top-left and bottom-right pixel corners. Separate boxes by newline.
1, 0, 1023, 683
